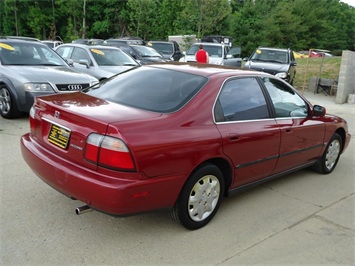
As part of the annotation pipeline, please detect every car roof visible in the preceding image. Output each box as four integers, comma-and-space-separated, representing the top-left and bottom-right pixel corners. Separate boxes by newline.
257, 47, 290, 52
148, 62, 270, 78
148, 41, 174, 44
43, 40, 62, 43
193, 42, 228, 47
0, 38, 47, 46
0, 36, 41, 42
57, 43, 120, 49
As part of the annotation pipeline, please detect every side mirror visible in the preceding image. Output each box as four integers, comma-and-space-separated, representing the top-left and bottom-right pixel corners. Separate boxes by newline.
65, 58, 74, 66
226, 54, 233, 59
313, 105, 326, 116
291, 61, 297, 66
243, 57, 249, 62
79, 59, 90, 68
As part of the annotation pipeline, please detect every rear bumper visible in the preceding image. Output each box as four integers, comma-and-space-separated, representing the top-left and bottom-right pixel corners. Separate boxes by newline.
20, 133, 185, 215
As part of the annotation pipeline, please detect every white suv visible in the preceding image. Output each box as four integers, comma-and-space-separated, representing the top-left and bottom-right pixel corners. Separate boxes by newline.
179, 42, 242, 67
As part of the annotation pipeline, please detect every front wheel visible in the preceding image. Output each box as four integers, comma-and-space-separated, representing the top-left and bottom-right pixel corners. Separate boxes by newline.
0, 85, 22, 119
312, 133, 342, 174
170, 164, 225, 230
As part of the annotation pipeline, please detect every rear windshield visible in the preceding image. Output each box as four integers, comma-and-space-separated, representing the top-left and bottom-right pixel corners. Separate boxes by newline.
83, 66, 208, 113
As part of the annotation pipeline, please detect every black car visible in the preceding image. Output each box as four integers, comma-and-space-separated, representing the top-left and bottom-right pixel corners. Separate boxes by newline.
146, 40, 182, 61
243, 47, 297, 84
104, 37, 144, 46
104, 42, 168, 65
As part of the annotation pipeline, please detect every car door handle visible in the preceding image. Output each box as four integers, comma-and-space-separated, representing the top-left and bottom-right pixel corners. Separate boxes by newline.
229, 134, 240, 141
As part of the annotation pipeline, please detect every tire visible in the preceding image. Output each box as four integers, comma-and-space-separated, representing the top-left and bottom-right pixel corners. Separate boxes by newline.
0, 85, 22, 119
312, 133, 342, 174
170, 163, 225, 230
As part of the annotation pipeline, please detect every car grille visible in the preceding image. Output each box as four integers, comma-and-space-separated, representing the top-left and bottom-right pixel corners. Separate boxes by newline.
56, 83, 90, 92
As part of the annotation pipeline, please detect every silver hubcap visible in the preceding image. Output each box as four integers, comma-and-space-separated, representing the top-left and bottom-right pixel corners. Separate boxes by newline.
188, 175, 220, 222
325, 139, 340, 170
0, 88, 11, 114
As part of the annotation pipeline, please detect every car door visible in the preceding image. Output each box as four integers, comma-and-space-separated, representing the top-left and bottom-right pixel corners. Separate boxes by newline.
261, 77, 325, 173
70, 47, 95, 76
289, 51, 297, 83
215, 77, 281, 188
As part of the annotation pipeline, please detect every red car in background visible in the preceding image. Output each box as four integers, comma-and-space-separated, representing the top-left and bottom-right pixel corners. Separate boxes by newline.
299, 49, 334, 58
21, 63, 351, 230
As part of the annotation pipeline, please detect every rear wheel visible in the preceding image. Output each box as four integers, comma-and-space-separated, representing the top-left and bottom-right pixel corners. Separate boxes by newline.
170, 163, 225, 230
0, 85, 22, 119
312, 133, 342, 174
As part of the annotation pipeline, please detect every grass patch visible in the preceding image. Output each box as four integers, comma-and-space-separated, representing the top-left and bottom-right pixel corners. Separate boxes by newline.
294, 57, 341, 91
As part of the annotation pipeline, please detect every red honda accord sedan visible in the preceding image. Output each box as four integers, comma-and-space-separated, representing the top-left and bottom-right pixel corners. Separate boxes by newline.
21, 63, 351, 230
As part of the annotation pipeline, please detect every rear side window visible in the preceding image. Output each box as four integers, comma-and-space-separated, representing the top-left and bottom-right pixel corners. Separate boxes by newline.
84, 67, 207, 113
216, 77, 269, 122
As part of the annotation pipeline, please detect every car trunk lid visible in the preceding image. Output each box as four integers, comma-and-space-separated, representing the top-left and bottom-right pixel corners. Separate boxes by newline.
30, 92, 161, 170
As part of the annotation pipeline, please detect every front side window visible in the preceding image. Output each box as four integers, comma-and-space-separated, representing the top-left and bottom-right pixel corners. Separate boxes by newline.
72, 47, 92, 65
262, 77, 308, 118
215, 77, 269, 122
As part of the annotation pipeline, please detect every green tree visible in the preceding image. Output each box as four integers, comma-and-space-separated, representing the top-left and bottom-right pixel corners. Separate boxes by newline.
124, 0, 158, 39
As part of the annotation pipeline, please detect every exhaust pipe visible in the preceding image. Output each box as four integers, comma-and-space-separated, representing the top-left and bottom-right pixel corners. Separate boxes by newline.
75, 205, 92, 215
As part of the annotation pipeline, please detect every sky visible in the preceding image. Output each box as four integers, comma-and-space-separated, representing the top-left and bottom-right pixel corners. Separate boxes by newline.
340, 0, 355, 7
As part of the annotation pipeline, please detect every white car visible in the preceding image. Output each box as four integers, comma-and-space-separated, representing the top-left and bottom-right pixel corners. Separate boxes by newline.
179, 42, 242, 67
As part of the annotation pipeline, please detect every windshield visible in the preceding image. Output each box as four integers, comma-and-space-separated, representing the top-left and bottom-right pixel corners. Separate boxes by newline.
89, 48, 139, 66
83, 66, 208, 113
131, 46, 163, 57
0, 41, 67, 66
186, 44, 223, 58
251, 49, 289, 64
148, 43, 173, 54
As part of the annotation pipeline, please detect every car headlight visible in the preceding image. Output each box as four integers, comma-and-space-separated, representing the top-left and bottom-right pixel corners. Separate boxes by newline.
24, 83, 54, 92
276, 72, 288, 79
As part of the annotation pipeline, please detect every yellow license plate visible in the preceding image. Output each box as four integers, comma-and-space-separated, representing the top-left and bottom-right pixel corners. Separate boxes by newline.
48, 123, 71, 149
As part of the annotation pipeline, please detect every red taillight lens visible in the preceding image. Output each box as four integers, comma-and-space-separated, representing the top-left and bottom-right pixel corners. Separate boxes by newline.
84, 133, 135, 171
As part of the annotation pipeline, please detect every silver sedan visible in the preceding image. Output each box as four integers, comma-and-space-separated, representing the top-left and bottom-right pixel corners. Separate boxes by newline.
0, 37, 98, 119
55, 44, 140, 80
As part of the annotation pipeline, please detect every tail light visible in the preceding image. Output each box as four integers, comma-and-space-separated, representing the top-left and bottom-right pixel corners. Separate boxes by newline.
29, 106, 36, 133
84, 133, 135, 171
